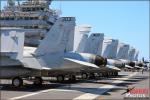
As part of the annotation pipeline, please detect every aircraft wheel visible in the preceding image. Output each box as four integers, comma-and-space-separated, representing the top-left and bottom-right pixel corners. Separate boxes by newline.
101, 73, 105, 77
82, 73, 88, 79
89, 73, 95, 79
109, 72, 111, 76
69, 75, 76, 82
115, 72, 117, 76
98, 73, 102, 77
112, 72, 115, 76
33, 77, 43, 85
114, 72, 118, 76
12, 77, 23, 87
57, 75, 64, 83
116, 72, 118, 76
105, 73, 109, 78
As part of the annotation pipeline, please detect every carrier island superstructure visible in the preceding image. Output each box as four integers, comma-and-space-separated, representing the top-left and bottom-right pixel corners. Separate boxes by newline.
0, 0, 60, 46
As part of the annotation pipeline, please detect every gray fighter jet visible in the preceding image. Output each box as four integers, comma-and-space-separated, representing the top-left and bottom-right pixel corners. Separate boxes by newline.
0, 17, 105, 87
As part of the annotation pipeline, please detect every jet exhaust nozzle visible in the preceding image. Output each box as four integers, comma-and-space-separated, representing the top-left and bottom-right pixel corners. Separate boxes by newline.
94, 55, 107, 67
128, 61, 135, 67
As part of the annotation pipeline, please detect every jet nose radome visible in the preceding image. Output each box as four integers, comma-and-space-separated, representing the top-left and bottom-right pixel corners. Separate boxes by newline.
94, 55, 107, 67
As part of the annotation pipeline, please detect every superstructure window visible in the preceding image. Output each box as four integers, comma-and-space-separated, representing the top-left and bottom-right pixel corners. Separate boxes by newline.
22, 8, 26, 12
5, 17, 9, 20
34, 26, 38, 28
33, 17, 38, 20
20, 17, 23, 19
26, 8, 30, 11
36, 7, 40, 10
24, 26, 31, 29
9, 17, 15, 20
0, 17, 4, 20
30, 17, 33, 20
24, 17, 29, 20
18, 17, 23, 20
32, 8, 36, 11
41, 8, 44, 10
93, 34, 100, 37
24, 26, 28, 28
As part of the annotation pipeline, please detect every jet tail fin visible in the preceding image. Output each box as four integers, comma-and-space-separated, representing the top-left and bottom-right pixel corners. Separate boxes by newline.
35, 17, 75, 56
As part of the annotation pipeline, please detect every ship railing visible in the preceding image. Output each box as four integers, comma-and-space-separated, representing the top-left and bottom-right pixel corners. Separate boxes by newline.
0, 12, 46, 17
0, 19, 47, 23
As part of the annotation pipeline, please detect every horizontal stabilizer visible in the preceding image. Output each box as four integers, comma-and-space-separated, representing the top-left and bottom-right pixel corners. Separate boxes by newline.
134, 66, 144, 69
106, 65, 121, 71
42, 67, 51, 70
125, 65, 133, 69
64, 58, 99, 69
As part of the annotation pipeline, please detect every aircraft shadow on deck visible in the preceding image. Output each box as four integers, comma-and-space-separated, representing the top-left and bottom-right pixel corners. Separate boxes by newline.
0, 80, 86, 92
0, 83, 63, 92
130, 76, 149, 80
0, 74, 148, 93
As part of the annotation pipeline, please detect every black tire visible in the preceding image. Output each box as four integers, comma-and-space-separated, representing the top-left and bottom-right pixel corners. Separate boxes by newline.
69, 75, 76, 82
116, 72, 118, 76
105, 73, 109, 78
98, 73, 102, 77
101, 73, 105, 77
89, 73, 95, 79
33, 77, 43, 86
108, 72, 111, 76
114, 72, 118, 76
57, 75, 64, 83
12, 77, 23, 87
82, 73, 88, 79
112, 72, 115, 76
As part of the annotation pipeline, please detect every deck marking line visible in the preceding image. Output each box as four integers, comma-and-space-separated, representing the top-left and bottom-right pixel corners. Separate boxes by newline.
9, 89, 55, 100
9, 88, 75, 100
73, 72, 137, 100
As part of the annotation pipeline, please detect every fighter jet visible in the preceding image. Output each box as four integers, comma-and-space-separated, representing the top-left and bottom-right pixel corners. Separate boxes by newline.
133, 57, 149, 71
73, 28, 137, 74
116, 43, 145, 71
0, 17, 104, 87
73, 26, 121, 77
0, 30, 41, 87
34, 17, 109, 79
101, 39, 139, 71
101, 38, 126, 69
73, 25, 91, 52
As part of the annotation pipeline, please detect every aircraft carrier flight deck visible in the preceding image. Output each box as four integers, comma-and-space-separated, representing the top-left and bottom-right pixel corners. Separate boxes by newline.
0, 71, 149, 100
0, 0, 149, 100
